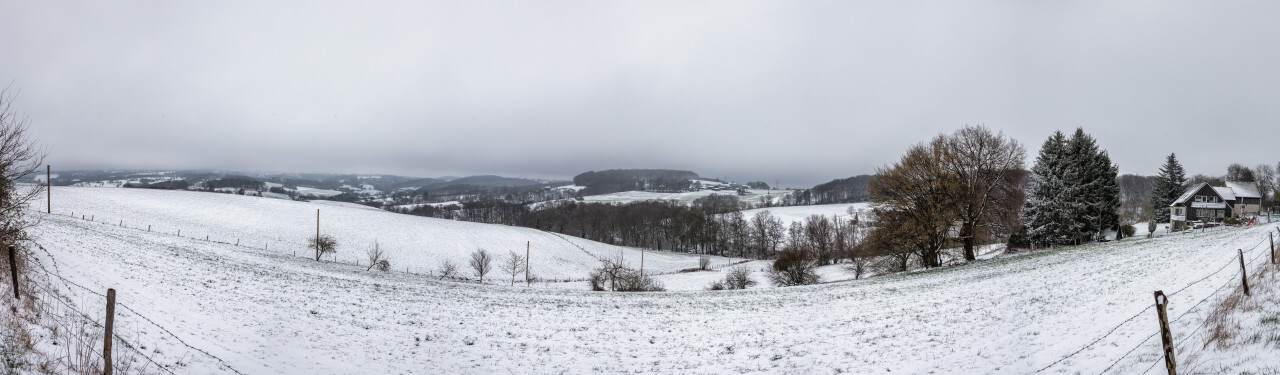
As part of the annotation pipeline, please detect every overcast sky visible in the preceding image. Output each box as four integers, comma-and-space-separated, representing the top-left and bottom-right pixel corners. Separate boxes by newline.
3, 1, 1278, 187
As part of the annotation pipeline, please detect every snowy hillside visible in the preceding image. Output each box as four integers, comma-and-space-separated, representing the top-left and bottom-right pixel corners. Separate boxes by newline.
41, 187, 728, 280
24, 188, 1280, 373
740, 202, 873, 227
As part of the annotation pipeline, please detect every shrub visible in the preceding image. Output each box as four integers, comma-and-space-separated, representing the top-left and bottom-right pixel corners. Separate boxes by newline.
587, 256, 665, 292
722, 266, 757, 290
767, 245, 819, 286
437, 259, 459, 279
1006, 224, 1030, 251
1147, 221, 1156, 235
1223, 217, 1241, 226
698, 255, 711, 270
307, 234, 338, 261
1120, 224, 1136, 238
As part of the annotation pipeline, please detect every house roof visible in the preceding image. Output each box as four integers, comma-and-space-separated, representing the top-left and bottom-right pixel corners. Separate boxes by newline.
1172, 182, 1210, 206
1225, 180, 1262, 199
1213, 187, 1236, 201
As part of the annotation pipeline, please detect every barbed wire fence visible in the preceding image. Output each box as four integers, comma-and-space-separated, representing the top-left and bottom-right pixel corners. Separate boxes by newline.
1034, 233, 1275, 374
16, 240, 247, 375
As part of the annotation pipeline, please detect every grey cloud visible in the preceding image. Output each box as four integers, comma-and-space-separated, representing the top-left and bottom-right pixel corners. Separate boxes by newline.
3, 1, 1277, 186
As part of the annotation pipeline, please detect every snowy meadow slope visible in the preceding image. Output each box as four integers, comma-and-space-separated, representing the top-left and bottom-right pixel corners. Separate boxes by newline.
24, 187, 1280, 373
42, 187, 729, 280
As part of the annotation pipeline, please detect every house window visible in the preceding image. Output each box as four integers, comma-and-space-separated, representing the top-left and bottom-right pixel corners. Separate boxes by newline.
1195, 196, 1203, 203
1196, 208, 1205, 217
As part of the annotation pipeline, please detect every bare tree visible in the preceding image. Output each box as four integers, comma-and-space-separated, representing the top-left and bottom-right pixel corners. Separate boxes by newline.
1255, 164, 1277, 209
939, 125, 1026, 261
868, 139, 957, 268
698, 255, 711, 270
307, 234, 338, 261
502, 250, 526, 286
365, 239, 390, 271
0, 85, 47, 245
437, 259, 459, 280
767, 244, 819, 286
469, 248, 493, 283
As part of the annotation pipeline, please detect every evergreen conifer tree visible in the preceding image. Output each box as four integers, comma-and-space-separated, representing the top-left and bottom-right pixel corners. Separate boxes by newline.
1022, 131, 1082, 247
1149, 153, 1187, 225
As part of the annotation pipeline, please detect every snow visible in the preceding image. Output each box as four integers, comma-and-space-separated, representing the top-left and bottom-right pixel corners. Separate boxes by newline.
554, 185, 586, 192
294, 186, 343, 197
40, 187, 726, 280
1213, 186, 1237, 201
24, 187, 1280, 373
739, 202, 873, 227
582, 189, 787, 206
1224, 180, 1262, 199
309, 200, 382, 211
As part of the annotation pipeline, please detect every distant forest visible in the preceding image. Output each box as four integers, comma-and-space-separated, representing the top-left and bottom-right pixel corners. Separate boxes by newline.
776, 175, 873, 206
573, 169, 700, 195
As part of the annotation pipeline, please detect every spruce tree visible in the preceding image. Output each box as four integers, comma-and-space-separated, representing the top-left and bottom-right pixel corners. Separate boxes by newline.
1065, 128, 1120, 241
1022, 131, 1082, 247
1149, 153, 1187, 225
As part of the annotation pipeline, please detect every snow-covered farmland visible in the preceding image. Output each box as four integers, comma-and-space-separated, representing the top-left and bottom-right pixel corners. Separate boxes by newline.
582, 188, 788, 206
740, 202, 873, 228
41, 187, 726, 280
25, 187, 1280, 373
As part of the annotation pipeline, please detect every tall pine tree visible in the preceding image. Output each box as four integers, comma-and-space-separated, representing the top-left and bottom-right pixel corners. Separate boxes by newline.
1022, 131, 1083, 247
1149, 153, 1187, 225
1023, 129, 1121, 246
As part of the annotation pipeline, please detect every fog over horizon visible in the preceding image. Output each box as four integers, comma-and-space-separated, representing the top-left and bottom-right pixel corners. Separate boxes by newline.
4, 1, 1279, 187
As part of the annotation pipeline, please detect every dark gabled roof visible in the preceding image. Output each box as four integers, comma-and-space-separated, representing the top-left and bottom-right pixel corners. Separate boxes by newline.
1172, 182, 1215, 206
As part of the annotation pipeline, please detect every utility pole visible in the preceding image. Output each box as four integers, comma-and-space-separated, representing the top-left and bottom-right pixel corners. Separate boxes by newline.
316, 209, 320, 261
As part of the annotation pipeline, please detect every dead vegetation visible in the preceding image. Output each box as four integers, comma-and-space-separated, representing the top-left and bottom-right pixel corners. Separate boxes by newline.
1179, 256, 1279, 374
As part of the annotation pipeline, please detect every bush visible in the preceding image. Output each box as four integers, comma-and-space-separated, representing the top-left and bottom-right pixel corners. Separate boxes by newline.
1223, 217, 1241, 226
587, 257, 665, 292
1006, 224, 1030, 251
1120, 224, 1136, 238
723, 266, 756, 290
307, 234, 338, 261
1147, 221, 1156, 235
767, 245, 819, 287
698, 255, 711, 271
437, 259, 459, 280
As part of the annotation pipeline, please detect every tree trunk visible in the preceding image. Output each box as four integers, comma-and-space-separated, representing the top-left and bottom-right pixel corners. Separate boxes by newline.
961, 222, 976, 261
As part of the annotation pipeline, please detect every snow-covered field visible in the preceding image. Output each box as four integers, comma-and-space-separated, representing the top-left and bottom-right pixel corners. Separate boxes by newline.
24, 187, 1280, 373
740, 202, 873, 227
582, 188, 789, 206
40, 187, 726, 280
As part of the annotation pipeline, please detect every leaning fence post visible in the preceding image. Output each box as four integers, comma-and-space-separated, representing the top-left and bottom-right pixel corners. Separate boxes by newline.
1239, 249, 1251, 296
1154, 290, 1176, 375
1271, 232, 1275, 265
7, 246, 18, 300
104, 288, 116, 375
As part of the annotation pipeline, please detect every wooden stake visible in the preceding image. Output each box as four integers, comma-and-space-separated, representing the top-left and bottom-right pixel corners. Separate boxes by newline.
103, 288, 116, 375
1154, 290, 1175, 375
46, 165, 50, 213
7, 246, 18, 300
1240, 249, 1251, 296
177, 229, 180, 237
525, 241, 530, 285
316, 209, 320, 261
1271, 232, 1275, 265
147, 225, 151, 232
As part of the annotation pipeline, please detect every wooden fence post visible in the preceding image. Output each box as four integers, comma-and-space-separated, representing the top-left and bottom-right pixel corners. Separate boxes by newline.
316, 209, 320, 261
1154, 290, 1176, 375
7, 246, 18, 300
46, 165, 50, 214
1271, 232, 1275, 265
147, 225, 151, 232
103, 288, 116, 375
525, 241, 530, 285
177, 229, 181, 237
1239, 249, 1251, 296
